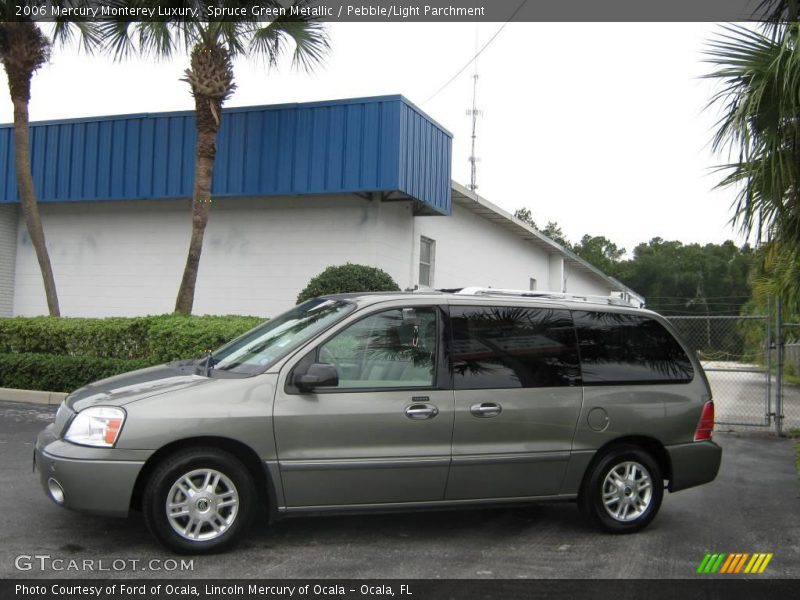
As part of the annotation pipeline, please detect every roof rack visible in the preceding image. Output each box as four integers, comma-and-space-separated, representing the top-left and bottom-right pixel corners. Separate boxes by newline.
450, 287, 644, 308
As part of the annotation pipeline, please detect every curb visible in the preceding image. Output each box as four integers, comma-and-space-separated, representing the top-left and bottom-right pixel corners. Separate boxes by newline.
0, 387, 67, 406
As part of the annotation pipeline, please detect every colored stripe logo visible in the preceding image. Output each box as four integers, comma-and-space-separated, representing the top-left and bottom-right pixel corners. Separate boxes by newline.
696, 553, 773, 574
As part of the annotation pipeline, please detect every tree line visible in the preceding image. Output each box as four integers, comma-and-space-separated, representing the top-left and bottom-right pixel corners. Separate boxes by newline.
513, 208, 755, 316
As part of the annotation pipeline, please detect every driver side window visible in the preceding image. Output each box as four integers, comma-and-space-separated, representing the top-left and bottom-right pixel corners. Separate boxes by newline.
318, 307, 438, 389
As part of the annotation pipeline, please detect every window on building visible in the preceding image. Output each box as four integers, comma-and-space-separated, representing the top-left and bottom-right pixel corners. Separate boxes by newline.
450, 306, 580, 390
529, 278, 537, 291
419, 237, 435, 288
318, 307, 438, 389
572, 311, 694, 384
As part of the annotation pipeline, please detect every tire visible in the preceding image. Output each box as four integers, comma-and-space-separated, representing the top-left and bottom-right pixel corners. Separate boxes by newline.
578, 445, 663, 533
143, 447, 257, 554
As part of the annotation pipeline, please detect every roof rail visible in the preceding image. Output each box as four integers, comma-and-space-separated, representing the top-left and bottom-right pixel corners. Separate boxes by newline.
451, 287, 644, 308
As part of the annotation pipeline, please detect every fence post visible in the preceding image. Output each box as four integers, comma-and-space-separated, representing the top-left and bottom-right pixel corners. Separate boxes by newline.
775, 297, 784, 437
766, 297, 772, 426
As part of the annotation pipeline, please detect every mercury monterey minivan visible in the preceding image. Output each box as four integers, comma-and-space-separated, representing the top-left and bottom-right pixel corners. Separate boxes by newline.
34, 288, 721, 554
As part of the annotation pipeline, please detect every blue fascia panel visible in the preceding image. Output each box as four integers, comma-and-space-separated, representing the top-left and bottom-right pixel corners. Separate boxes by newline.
0, 95, 452, 214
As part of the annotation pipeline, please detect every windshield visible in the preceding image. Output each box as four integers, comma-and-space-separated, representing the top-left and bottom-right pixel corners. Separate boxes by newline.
210, 298, 355, 375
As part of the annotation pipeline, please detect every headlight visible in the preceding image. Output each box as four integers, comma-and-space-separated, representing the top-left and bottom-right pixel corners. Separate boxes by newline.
64, 407, 126, 448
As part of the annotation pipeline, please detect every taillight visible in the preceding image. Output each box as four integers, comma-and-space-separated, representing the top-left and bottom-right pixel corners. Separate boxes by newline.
694, 401, 715, 441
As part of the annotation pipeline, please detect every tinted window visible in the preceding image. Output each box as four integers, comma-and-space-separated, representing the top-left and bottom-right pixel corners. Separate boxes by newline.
573, 311, 694, 384
318, 307, 438, 389
450, 306, 580, 389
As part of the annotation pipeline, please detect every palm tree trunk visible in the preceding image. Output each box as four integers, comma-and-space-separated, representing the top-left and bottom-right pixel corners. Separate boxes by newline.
12, 94, 60, 317
174, 112, 217, 314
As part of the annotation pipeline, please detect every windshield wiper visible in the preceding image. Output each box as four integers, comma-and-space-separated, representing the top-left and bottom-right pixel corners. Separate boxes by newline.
201, 351, 216, 377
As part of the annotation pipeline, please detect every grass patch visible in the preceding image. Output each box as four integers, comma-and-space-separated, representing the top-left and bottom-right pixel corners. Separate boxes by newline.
784, 373, 800, 386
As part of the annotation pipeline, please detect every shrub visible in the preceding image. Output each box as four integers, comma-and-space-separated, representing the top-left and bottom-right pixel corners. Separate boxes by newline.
144, 315, 263, 363
0, 316, 154, 359
296, 263, 400, 304
0, 314, 265, 392
0, 353, 152, 394
0, 314, 263, 361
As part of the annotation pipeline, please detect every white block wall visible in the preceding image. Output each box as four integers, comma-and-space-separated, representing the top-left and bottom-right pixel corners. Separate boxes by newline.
13, 196, 415, 318
414, 203, 552, 291
0, 205, 18, 317
11, 195, 623, 318
564, 263, 613, 296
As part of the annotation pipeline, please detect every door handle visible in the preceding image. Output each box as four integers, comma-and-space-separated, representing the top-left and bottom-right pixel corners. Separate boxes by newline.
470, 402, 502, 418
405, 403, 439, 420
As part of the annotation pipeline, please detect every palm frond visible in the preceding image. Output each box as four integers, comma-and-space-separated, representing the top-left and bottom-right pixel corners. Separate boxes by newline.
705, 23, 800, 249
249, 0, 330, 70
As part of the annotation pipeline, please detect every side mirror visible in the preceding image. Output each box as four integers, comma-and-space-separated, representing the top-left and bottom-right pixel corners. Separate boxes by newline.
294, 363, 339, 392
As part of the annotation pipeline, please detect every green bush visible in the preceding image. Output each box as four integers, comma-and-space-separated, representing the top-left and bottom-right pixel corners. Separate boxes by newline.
144, 315, 263, 363
0, 314, 263, 361
296, 263, 400, 304
0, 353, 152, 393
0, 314, 265, 392
0, 316, 154, 359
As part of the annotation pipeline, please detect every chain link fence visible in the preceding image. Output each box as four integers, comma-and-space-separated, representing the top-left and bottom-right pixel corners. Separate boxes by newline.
782, 324, 800, 432
668, 316, 771, 429
668, 315, 800, 432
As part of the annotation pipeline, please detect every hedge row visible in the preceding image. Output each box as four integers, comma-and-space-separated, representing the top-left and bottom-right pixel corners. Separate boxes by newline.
0, 314, 263, 361
0, 353, 153, 393
0, 314, 264, 393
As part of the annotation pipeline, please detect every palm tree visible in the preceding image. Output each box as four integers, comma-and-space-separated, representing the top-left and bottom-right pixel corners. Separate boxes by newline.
0, 13, 98, 317
103, 1, 329, 314
705, 20, 800, 304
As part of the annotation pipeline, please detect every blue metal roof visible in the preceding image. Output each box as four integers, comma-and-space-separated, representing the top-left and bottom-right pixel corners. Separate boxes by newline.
0, 95, 452, 215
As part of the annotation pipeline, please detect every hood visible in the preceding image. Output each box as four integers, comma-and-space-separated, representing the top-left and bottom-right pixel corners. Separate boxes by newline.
66, 360, 213, 412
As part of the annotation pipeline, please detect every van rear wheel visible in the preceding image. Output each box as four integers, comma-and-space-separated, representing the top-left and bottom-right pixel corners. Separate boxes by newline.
579, 445, 663, 533
143, 447, 256, 554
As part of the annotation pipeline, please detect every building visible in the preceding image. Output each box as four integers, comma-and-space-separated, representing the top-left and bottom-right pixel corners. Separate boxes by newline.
0, 95, 642, 318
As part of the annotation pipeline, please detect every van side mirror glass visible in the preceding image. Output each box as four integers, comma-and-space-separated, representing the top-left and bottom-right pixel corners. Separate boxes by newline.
294, 363, 339, 391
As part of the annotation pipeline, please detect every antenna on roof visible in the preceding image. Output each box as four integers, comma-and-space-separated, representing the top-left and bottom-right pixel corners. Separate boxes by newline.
466, 25, 482, 192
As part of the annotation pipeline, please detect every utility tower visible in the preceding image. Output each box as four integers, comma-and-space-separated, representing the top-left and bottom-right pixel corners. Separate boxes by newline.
466, 28, 482, 192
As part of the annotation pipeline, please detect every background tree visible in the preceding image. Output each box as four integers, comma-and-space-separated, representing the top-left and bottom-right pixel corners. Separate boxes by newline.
513, 207, 572, 248
0, 7, 99, 316
104, 1, 329, 314
573, 234, 625, 277
617, 238, 753, 316
513, 207, 535, 228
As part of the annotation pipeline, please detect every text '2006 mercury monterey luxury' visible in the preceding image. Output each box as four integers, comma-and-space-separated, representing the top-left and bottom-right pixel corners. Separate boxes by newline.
35, 288, 722, 554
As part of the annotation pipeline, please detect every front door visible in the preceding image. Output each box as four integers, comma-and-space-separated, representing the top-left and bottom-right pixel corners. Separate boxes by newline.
273, 305, 454, 508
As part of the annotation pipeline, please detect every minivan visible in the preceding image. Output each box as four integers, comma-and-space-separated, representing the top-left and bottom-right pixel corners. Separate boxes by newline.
35, 288, 721, 553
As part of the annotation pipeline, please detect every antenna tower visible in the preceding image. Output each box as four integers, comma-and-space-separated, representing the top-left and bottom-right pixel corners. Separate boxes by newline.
467, 27, 482, 192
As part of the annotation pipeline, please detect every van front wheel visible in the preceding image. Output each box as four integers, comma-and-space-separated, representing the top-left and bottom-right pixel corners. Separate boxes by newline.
143, 447, 256, 554
579, 445, 663, 533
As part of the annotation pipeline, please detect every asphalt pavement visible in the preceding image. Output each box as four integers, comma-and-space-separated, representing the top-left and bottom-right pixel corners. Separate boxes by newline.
0, 400, 797, 579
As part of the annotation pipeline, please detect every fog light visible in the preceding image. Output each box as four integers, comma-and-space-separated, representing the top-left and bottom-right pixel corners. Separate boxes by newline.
47, 478, 65, 505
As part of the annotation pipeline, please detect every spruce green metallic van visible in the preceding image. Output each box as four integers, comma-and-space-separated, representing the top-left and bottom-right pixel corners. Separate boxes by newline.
34, 288, 721, 554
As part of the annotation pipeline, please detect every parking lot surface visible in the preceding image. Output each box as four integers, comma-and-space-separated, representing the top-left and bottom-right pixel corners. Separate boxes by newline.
1, 400, 797, 579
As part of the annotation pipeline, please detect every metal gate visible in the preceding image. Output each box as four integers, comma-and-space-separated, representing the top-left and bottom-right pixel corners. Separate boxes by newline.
668, 315, 772, 429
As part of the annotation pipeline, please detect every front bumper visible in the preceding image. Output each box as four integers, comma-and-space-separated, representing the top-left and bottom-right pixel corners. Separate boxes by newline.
34, 424, 147, 518
666, 440, 723, 492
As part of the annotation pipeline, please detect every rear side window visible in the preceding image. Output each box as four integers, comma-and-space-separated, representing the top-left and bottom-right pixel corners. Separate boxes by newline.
573, 311, 694, 384
450, 306, 580, 389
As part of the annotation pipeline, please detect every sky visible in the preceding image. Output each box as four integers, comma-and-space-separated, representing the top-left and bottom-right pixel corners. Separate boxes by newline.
0, 22, 743, 255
